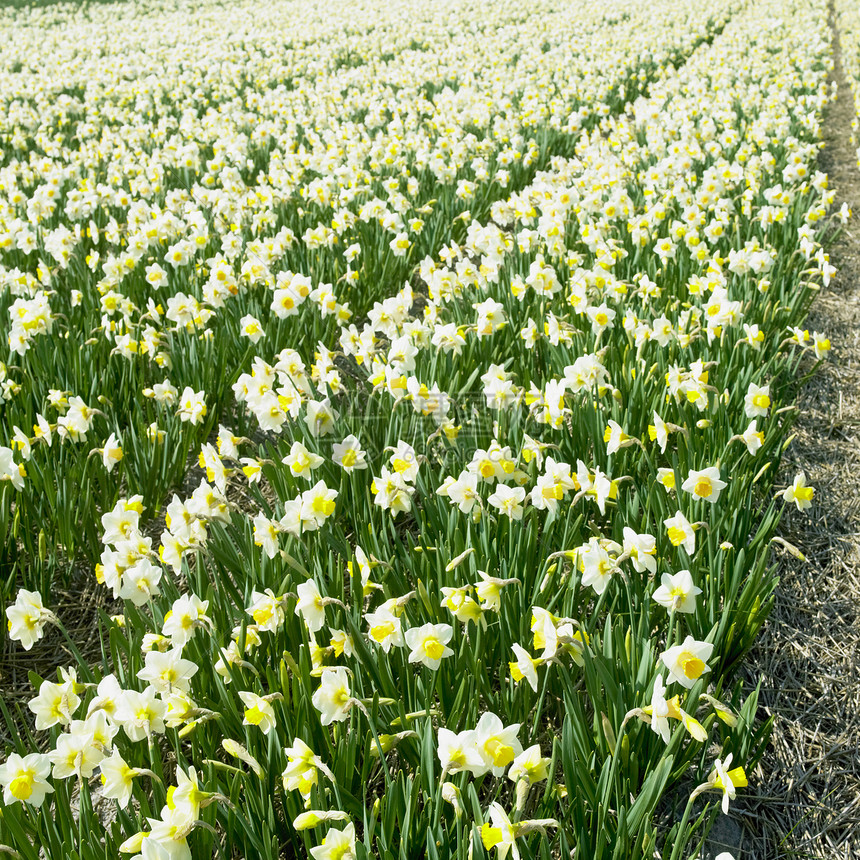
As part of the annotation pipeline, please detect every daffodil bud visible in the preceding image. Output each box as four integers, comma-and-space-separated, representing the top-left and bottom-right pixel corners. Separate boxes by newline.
442, 781, 462, 816
293, 810, 349, 830
119, 831, 148, 853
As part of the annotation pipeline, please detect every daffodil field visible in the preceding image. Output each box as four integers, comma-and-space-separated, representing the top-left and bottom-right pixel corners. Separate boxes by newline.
0, 0, 843, 857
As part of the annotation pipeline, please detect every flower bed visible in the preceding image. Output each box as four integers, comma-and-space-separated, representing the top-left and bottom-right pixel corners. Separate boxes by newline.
0, 0, 839, 857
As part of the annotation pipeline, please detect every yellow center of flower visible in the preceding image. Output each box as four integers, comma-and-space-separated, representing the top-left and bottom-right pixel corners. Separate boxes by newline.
136, 705, 155, 722
448, 748, 466, 768
9, 772, 34, 800
714, 766, 748, 790
481, 825, 504, 850
667, 526, 686, 546
542, 484, 563, 501
752, 394, 770, 409
246, 703, 267, 725
423, 638, 445, 660
678, 651, 706, 680
341, 449, 357, 467
252, 605, 273, 626
484, 738, 515, 768
312, 497, 335, 516
693, 478, 712, 498
370, 621, 395, 642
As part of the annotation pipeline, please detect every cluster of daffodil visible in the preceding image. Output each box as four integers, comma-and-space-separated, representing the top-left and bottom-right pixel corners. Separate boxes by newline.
0, 0, 741, 600
0, 0, 839, 858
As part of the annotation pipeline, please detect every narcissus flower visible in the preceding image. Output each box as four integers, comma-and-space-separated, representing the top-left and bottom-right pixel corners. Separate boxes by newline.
474, 298, 507, 337
812, 331, 831, 359
305, 398, 338, 437
507, 744, 550, 785
300, 481, 338, 528
782, 471, 815, 511
652, 570, 702, 614
282, 441, 324, 478
443, 470, 482, 514
310, 822, 356, 860
239, 314, 265, 343
660, 636, 714, 689
440, 586, 485, 627
579, 538, 620, 595
294, 810, 350, 831
657, 467, 677, 492
99, 432, 124, 472
681, 466, 727, 503
648, 411, 670, 453
98, 749, 136, 808
0, 446, 25, 491
238, 691, 277, 735
115, 686, 166, 742
405, 623, 454, 669
28, 678, 81, 731
222, 739, 263, 776
738, 419, 764, 455
622, 527, 657, 574
312, 667, 353, 726
474, 712, 523, 777
162, 593, 209, 648
0, 753, 53, 807
282, 738, 335, 801
480, 802, 518, 859
474, 571, 519, 611
49, 729, 103, 780
744, 382, 771, 418
253, 513, 280, 559
664, 511, 697, 554
437, 727, 483, 776
487, 484, 526, 519
6, 588, 54, 650
480, 802, 558, 859
137, 647, 198, 694
177, 387, 207, 425
332, 435, 367, 472
508, 643, 541, 692
365, 602, 405, 652
626, 674, 707, 743
604, 420, 637, 454
296, 580, 327, 633
247, 589, 285, 633
691, 753, 748, 813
